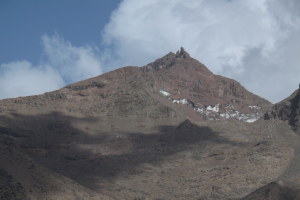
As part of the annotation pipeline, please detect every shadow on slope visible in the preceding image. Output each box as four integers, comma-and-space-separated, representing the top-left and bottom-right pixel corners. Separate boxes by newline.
0, 168, 28, 200
0, 112, 238, 191
242, 181, 300, 200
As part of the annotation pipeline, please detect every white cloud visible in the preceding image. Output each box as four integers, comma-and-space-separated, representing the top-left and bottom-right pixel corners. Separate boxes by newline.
42, 34, 102, 83
0, 34, 102, 99
0, 61, 64, 99
103, 0, 300, 103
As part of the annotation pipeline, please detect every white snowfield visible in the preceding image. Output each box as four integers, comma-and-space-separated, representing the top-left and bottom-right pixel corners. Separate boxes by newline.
159, 89, 261, 123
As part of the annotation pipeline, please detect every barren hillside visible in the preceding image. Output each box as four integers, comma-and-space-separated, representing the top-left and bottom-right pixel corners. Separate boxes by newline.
0, 48, 299, 199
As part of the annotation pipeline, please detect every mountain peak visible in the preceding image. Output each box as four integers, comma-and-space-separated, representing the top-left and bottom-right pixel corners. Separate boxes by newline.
175, 47, 190, 59
145, 47, 191, 70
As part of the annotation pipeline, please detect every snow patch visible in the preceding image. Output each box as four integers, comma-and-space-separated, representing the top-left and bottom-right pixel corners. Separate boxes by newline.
235, 113, 260, 123
173, 99, 187, 104
160, 90, 171, 97
249, 105, 261, 110
206, 104, 219, 112
220, 113, 230, 119
196, 108, 205, 113
158, 89, 262, 123
244, 117, 260, 123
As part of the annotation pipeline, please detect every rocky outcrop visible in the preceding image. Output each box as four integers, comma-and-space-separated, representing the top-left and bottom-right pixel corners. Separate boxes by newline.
265, 89, 300, 133
145, 47, 191, 70
66, 81, 106, 91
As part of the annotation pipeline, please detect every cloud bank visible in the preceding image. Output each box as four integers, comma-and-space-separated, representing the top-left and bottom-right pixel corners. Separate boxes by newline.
103, 0, 300, 103
0, 34, 102, 99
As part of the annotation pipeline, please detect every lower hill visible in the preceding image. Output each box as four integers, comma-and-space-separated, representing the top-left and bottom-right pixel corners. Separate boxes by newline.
0, 110, 297, 199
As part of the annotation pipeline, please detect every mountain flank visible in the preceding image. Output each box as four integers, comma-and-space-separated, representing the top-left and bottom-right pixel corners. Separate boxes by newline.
0, 48, 298, 199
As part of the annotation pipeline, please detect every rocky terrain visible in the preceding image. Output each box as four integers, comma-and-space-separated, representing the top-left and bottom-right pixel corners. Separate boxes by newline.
265, 89, 300, 133
243, 88, 300, 200
0, 48, 299, 199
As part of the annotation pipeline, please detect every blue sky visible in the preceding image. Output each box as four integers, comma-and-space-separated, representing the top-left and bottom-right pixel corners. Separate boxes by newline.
0, 0, 300, 103
0, 0, 120, 64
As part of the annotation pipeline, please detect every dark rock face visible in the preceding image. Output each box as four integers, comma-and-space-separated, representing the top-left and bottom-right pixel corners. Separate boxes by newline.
66, 81, 106, 91
145, 47, 191, 70
265, 90, 300, 133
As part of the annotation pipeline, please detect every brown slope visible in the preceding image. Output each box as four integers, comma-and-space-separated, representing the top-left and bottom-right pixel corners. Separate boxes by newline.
0, 48, 294, 200
0, 112, 295, 200
0, 134, 113, 200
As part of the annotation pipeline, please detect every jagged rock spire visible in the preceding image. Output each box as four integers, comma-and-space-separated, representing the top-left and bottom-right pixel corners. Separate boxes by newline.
145, 47, 191, 70
175, 47, 190, 59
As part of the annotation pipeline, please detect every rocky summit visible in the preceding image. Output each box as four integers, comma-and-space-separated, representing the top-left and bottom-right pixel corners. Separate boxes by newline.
0, 48, 300, 200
